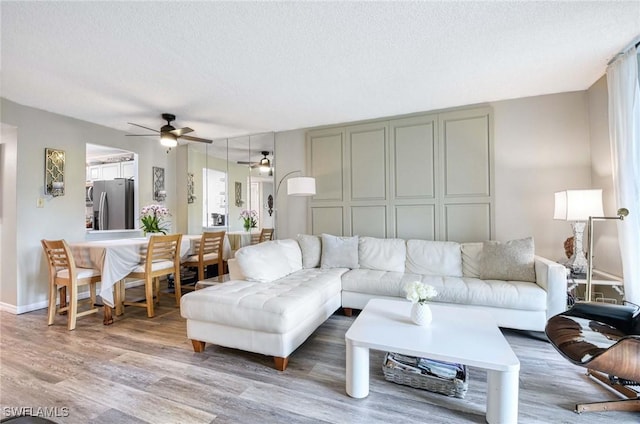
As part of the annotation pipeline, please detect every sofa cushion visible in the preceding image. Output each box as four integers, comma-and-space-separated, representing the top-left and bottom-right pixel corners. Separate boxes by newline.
480, 237, 536, 282
342, 270, 546, 311
405, 240, 462, 277
235, 240, 301, 283
461, 242, 483, 278
341, 269, 420, 297
321, 234, 359, 269
297, 234, 322, 269
180, 268, 347, 333
358, 237, 406, 272
417, 275, 546, 311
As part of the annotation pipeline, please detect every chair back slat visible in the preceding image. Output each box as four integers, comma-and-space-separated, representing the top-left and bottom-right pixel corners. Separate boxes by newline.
259, 228, 274, 243
41, 239, 76, 277
200, 231, 225, 259
145, 234, 182, 271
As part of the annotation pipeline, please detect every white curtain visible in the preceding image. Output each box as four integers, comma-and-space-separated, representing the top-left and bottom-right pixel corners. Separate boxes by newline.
607, 46, 640, 305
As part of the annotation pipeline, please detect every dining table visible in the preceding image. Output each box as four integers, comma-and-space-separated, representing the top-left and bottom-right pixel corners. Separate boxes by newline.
226, 230, 260, 254
69, 234, 226, 325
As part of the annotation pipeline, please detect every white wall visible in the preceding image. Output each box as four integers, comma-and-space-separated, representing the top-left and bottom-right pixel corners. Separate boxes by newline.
490, 91, 593, 261
1, 98, 177, 312
274, 129, 308, 239
0, 124, 18, 310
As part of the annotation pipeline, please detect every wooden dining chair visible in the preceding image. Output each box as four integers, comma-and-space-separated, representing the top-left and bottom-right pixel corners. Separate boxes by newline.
182, 231, 226, 283
252, 228, 274, 245
121, 234, 182, 318
41, 239, 101, 330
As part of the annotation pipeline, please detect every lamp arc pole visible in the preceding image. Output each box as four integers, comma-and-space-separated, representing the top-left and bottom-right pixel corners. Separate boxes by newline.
275, 170, 302, 197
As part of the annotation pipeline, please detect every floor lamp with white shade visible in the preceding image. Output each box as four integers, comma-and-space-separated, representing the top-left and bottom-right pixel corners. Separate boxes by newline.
274, 171, 316, 238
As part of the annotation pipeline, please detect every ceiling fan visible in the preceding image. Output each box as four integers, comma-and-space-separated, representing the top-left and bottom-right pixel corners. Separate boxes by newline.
126, 113, 213, 148
237, 151, 272, 172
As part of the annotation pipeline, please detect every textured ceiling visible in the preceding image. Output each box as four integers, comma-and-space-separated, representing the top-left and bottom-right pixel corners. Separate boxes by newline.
2, 1, 639, 145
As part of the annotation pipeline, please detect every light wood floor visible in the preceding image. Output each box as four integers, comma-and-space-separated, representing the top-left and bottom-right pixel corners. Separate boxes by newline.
1, 291, 637, 423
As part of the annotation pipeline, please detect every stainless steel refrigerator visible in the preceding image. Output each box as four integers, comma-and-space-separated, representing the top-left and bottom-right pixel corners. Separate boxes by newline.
93, 179, 134, 230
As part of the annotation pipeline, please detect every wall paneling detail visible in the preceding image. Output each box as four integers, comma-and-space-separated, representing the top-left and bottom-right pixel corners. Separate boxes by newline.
307, 106, 493, 241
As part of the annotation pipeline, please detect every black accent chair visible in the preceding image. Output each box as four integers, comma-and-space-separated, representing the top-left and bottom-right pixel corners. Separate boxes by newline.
545, 301, 640, 413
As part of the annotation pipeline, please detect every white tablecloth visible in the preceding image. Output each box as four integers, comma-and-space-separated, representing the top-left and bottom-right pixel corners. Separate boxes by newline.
70, 237, 194, 308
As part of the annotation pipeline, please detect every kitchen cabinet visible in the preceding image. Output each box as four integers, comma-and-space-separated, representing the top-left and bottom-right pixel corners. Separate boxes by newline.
87, 161, 136, 181
121, 161, 136, 178
100, 163, 120, 180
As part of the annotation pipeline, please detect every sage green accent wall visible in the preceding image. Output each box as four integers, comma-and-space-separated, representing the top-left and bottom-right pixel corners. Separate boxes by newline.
307, 106, 493, 242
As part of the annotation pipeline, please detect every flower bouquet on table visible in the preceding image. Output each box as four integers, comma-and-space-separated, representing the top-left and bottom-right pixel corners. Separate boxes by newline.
140, 204, 170, 235
405, 281, 438, 305
239, 209, 258, 231
405, 281, 438, 326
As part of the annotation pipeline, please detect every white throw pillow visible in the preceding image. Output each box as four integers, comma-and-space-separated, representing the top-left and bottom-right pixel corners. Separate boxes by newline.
296, 234, 322, 268
234, 241, 293, 283
358, 237, 406, 272
274, 239, 303, 273
321, 234, 359, 269
405, 240, 463, 277
480, 237, 536, 282
461, 242, 483, 278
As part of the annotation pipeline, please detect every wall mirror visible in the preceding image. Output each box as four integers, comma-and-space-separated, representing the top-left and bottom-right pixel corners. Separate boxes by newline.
187, 132, 274, 235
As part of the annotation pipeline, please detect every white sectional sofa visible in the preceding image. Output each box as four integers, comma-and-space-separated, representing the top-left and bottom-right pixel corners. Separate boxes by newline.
180, 235, 567, 370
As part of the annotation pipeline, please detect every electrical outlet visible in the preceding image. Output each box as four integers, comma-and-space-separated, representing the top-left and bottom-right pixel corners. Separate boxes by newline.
36, 197, 44, 208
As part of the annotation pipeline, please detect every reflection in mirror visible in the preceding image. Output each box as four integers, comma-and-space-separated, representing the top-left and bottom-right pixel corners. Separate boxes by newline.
187, 139, 228, 234
231, 133, 274, 232
187, 132, 274, 235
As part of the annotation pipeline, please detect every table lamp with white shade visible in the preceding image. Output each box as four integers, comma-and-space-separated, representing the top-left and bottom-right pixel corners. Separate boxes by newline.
554, 189, 604, 275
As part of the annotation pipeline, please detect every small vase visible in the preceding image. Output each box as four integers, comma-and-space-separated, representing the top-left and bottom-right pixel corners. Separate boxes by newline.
410, 302, 432, 326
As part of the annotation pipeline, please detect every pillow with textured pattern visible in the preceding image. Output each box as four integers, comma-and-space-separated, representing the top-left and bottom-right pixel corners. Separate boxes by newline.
480, 237, 536, 282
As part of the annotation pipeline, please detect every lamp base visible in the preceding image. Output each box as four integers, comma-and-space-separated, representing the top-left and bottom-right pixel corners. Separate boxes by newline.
565, 221, 588, 275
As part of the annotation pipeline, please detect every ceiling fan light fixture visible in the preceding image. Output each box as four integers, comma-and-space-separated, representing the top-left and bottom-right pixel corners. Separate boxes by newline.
259, 151, 271, 172
160, 133, 178, 147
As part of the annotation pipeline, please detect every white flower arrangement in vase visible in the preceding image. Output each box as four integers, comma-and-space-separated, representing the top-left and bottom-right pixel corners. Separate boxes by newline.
405, 281, 438, 326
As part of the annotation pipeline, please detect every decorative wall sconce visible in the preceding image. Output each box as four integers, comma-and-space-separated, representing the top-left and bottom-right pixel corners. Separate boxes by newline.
235, 181, 244, 207
153, 166, 166, 201
187, 172, 196, 204
267, 194, 274, 216
45, 148, 65, 197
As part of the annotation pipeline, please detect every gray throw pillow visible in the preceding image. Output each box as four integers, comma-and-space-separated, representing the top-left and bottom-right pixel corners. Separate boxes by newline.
297, 234, 322, 268
480, 237, 536, 282
321, 234, 360, 269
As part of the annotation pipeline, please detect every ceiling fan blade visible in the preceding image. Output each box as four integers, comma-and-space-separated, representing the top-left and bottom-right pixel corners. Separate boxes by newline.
128, 122, 160, 133
170, 127, 194, 137
181, 135, 213, 144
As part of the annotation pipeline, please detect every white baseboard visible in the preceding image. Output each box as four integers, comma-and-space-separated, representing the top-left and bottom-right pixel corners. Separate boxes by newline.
0, 279, 145, 315
0, 302, 18, 314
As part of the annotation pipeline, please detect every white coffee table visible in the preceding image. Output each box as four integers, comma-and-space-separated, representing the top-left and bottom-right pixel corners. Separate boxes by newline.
345, 299, 520, 424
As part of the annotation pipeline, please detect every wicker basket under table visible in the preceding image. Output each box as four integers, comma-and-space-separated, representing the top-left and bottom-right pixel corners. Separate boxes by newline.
382, 352, 469, 398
